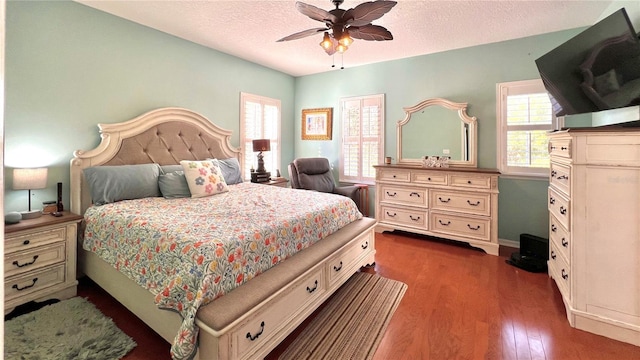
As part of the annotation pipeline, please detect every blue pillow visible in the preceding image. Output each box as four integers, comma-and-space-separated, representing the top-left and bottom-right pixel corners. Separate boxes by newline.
160, 164, 183, 174
212, 158, 244, 185
83, 164, 161, 205
158, 171, 191, 198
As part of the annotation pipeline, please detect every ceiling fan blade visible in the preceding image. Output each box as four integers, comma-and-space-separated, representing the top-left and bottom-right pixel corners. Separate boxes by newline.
277, 28, 327, 42
348, 24, 394, 41
344, 1, 397, 27
296, 1, 338, 25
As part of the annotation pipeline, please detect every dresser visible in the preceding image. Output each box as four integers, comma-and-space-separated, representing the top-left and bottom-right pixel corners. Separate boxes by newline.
548, 128, 640, 346
374, 165, 500, 255
4, 212, 82, 314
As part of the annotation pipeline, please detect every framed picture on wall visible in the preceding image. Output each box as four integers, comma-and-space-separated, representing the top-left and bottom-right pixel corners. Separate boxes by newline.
301, 108, 333, 140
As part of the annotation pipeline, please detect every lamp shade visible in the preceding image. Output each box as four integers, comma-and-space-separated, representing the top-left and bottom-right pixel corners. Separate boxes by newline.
252, 139, 271, 152
13, 168, 48, 190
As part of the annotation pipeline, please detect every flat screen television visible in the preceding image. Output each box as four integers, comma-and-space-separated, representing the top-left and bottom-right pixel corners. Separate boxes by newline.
535, 8, 640, 117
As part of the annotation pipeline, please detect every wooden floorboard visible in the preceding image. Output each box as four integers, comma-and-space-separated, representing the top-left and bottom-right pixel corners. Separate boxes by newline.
75, 231, 640, 360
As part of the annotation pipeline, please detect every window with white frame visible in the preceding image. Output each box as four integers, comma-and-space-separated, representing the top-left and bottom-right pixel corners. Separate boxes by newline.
339, 94, 385, 184
240, 92, 281, 180
497, 80, 563, 178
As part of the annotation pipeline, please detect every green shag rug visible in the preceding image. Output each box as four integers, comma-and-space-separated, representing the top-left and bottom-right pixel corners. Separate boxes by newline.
4, 297, 137, 360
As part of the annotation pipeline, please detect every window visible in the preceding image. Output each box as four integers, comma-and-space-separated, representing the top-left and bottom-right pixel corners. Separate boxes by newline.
339, 94, 385, 184
497, 80, 563, 178
240, 92, 281, 180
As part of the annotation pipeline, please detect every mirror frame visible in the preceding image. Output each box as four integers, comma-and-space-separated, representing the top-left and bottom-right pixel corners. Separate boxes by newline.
396, 98, 477, 168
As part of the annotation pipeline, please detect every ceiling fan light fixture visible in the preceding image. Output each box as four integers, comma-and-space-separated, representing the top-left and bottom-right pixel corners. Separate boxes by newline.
338, 33, 353, 47
336, 43, 348, 53
320, 32, 333, 50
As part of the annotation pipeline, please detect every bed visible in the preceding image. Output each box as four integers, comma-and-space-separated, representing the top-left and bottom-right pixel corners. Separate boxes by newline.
69, 107, 377, 360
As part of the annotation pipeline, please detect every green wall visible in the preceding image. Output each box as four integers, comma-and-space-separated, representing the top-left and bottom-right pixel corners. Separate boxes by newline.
4, 1, 295, 212
293, 29, 593, 243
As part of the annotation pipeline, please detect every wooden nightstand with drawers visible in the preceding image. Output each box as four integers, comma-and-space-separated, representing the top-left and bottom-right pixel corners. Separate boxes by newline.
4, 211, 82, 314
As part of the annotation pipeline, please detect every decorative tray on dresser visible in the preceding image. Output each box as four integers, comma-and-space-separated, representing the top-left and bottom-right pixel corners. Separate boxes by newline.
547, 127, 640, 346
374, 164, 500, 255
4, 211, 82, 314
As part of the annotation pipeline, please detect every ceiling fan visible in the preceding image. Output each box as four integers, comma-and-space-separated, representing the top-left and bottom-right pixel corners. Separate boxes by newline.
277, 0, 397, 55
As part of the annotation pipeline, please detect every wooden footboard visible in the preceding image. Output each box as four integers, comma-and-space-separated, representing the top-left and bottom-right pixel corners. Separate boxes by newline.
78, 217, 376, 360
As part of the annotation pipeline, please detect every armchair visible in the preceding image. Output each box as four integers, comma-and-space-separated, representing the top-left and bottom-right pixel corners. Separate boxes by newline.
288, 157, 362, 212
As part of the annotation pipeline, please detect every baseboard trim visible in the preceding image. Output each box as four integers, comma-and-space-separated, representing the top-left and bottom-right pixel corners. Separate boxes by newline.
499, 238, 519, 249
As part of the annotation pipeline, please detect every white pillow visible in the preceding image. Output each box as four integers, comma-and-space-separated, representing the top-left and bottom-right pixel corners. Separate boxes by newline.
180, 160, 229, 198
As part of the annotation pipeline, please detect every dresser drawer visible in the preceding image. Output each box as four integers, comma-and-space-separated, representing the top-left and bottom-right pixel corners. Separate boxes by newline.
326, 233, 375, 287
5, 227, 67, 254
548, 187, 570, 231
550, 162, 571, 196
5, 264, 66, 302
377, 169, 410, 182
5, 243, 66, 278
412, 171, 448, 185
549, 215, 570, 263
549, 241, 570, 300
549, 137, 572, 159
379, 185, 427, 207
430, 212, 491, 241
232, 267, 326, 359
380, 205, 427, 229
430, 190, 491, 216
449, 174, 492, 189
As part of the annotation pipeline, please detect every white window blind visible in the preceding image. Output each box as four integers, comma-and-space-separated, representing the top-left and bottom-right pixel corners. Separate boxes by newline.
497, 80, 562, 178
240, 92, 281, 180
340, 94, 384, 184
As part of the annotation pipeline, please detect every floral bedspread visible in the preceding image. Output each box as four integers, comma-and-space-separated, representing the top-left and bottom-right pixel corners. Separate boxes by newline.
83, 182, 362, 360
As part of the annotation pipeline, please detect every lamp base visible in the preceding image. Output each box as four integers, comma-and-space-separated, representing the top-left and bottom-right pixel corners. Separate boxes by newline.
21, 210, 43, 220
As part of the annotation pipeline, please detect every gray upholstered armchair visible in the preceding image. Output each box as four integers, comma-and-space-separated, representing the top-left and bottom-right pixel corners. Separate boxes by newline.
288, 157, 362, 211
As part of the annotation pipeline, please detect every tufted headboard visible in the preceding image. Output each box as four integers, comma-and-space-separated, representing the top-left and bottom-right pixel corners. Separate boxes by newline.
70, 107, 241, 214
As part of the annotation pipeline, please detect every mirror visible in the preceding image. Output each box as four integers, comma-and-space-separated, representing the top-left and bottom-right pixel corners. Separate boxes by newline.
396, 98, 477, 168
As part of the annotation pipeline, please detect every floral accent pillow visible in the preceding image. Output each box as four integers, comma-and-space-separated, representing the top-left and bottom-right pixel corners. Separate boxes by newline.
180, 160, 229, 198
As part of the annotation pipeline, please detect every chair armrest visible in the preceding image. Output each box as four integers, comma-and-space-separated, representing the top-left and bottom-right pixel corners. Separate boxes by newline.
334, 185, 360, 203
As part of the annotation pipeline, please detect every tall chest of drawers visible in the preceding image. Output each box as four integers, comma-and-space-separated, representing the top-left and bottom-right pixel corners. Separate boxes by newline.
548, 129, 640, 346
4, 212, 82, 314
374, 165, 500, 255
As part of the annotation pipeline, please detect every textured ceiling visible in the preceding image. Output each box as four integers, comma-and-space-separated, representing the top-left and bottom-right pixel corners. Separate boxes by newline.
75, 0, 615, 77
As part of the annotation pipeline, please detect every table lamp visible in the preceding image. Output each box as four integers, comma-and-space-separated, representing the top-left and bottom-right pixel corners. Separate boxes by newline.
252, 139, 271, 173
13, 167, 48, 219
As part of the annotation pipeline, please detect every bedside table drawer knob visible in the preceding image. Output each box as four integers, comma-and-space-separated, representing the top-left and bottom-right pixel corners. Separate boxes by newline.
12, 278, 38, 291
22, 240, 30, 245
12, 255, 39, 268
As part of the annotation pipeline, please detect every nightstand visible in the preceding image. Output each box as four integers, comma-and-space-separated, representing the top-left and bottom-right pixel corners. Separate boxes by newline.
4, 211, 82, 314
264, 178, 289, 188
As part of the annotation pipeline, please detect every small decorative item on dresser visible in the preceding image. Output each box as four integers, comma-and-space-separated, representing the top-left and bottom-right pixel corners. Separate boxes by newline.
423, 156, 450, 168
385, 156, 392, 165
42, 200, 57, 214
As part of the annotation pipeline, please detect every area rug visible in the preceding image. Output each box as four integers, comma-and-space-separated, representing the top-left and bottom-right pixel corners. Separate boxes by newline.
279, 272, 407, 360
4, 297, 137, 360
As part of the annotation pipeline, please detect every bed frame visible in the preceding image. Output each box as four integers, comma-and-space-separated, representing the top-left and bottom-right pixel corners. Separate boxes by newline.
70, 107, 377, 360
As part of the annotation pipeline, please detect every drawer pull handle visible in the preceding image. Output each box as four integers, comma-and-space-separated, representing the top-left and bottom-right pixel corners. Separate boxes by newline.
557, 175, 568, 180
13, 255, 39, 268
23, 240, 30, 245
561, 146, 568, 151
551, 170, 557, 178
551, 224, 557, 232
549, 197, 555, 205
551, 251, 556, 259
12, 278, 38, 291
427, 177, 432, 181
438, 197, 451, 203
409, 192, 421, 197
561, 238, 568, 247
438, 220, 451, 226
333, 261, 343, 272
361, 241, 369, 250
467, 200, 480, 206
559, 206, 567, 215
467, 224, 481, 231
561, 269, 569, 280
246, 321, 265, 341
467, 180, 472, 184
392, 175, 396, 178
386, 191, 397, 197
306, 280, 318, 293
550, 145, 557, 150
386, 211, 397, 218
409, 215, 421, 221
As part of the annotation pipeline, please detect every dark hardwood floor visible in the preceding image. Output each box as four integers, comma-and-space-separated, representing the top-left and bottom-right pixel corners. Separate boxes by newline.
77, 231, 640, 360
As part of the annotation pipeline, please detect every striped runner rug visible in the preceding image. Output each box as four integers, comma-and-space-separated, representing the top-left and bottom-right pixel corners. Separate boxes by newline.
279, 272, 407, 360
